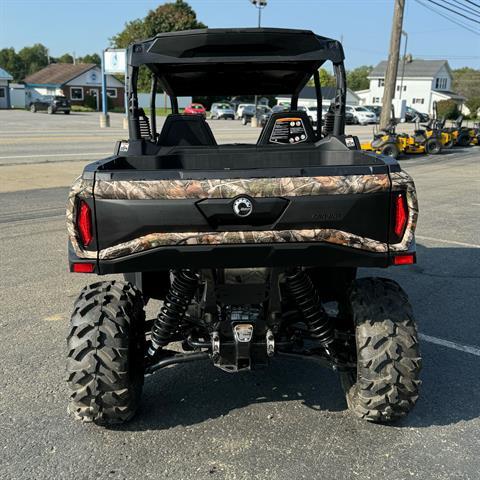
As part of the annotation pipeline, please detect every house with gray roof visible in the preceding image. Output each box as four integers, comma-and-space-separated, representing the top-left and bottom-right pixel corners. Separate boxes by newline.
23, 63, 124, 110
355, 58, 464, 115
0, 67, 13, 109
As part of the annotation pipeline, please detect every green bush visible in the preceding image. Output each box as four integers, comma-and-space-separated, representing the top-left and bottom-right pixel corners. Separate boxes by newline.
436, 99, 459, 120
465, 96, 480, 119
83, 94, 115, 111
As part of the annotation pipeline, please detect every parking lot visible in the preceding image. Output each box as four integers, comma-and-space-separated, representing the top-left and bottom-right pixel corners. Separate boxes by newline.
1, 109, 479, 479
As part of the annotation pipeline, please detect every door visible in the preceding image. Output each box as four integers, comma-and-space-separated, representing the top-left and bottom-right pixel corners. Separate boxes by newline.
0, 87, 7, 109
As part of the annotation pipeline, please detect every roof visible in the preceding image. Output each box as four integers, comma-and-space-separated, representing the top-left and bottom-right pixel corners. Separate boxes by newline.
0, 67, 13, 81
23, 63, 96, 85
433, 90, 465, 101
277, 85, 359, 101
369, 59, 448, 78
130, 28, 345, 96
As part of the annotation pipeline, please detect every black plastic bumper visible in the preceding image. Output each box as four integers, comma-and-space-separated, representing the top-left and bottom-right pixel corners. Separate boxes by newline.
69, 241, 391, 274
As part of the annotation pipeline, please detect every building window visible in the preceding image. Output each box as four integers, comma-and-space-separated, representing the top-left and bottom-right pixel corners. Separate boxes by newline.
70, 87, 84, 100
404, 85, 407, 91
106, 88, 117, 98
0, 88, 5, 98
378, 79, 385, 87
396, 85, 400, 91
435, 78, 447, 89
412, 98, 425, 105
372, 97, 380, 104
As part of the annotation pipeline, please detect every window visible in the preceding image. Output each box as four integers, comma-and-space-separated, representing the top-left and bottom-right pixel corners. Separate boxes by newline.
70, 87, 84, 100
372, 97, 380, 104
435, 78, 447, 89
412, 98, 425, 105
396, 85, 400, 91
404, 85, 407, 91
0, 88, 5, 98
106, 88, 117, 98
378, 79, 385, 87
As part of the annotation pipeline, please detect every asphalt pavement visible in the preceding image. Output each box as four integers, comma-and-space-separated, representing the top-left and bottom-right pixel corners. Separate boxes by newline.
0, 111, 479, 480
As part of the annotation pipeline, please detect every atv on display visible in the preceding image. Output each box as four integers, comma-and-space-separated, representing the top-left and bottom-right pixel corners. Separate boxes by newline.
66, 28, 421, 426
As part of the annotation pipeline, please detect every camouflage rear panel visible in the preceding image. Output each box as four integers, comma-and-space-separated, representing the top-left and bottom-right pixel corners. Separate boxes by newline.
94, 174, 390, 200
67, 172, 417, 261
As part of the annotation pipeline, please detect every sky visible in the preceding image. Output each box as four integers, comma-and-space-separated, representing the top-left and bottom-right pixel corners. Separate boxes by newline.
1, 0, 479, 70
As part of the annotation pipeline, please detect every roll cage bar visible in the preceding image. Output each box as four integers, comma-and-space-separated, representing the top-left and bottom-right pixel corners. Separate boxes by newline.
125, 28, 347, 142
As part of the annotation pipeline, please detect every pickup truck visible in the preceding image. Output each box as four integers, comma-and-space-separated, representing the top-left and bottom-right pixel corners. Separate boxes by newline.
66, 28, 421, 426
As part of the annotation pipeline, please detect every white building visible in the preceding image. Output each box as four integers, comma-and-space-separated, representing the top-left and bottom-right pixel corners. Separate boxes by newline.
276, 86, 361, 108
356, 59, 464, 114
0, 67, 13, 109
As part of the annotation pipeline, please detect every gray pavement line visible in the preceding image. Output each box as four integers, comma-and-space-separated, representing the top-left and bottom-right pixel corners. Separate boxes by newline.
416, 235, 480, 249
419, 333, 480, 357
472, 203, 480, 207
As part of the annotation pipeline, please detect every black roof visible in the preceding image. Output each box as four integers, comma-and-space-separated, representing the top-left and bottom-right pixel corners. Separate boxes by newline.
129, 28, 344, 96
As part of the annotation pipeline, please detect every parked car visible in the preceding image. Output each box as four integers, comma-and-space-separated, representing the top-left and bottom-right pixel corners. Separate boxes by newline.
236, 103, 256, 119
271, 104, 289, 114
298, 105, 318, 126
241, 105, 272, 125
345, 111, 355, 125
184, 103, 206, 117
210, 103, 235, 120
345, 105, 377, 125
364, 105, 382, 118
29, 95, 70, 114
405, 107, 429, 123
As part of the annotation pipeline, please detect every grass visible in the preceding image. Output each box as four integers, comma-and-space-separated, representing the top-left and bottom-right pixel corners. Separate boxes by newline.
71, 105, 95, 112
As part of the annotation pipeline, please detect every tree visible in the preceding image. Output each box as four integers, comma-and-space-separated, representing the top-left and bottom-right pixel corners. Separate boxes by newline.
465, 97, 480, 118
111, 0, 206, 91
57, 53, 74, 64
452, 67, 480, 100
347, 65, 372, 91
0, 47, 23, 81
18, 43, 49, 77
78, 53, 101, 65
436, 99, 459, 120
317, 68, 335, 87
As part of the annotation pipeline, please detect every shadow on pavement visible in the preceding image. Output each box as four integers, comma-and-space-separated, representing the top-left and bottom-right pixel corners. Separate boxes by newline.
114, 243, 479, 431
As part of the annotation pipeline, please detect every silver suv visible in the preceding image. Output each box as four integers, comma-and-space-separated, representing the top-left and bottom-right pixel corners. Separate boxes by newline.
210, 103, 235, 120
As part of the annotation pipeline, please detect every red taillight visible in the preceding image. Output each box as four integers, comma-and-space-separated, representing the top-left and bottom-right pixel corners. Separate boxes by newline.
77, 200, 92, 246
393, 192, 408, 239
72, 263, 95, 273
392, 254, 416, 265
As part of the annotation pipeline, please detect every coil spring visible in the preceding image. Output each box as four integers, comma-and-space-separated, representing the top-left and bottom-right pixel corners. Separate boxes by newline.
148, 269, 199, 356
324, 111, 335, 135
285, 269, 334, 345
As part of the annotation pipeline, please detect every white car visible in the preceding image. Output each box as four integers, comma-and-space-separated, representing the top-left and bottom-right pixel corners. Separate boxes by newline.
236, 103, 255, 119
346, 105, 377, 125
298, 105, 318, 125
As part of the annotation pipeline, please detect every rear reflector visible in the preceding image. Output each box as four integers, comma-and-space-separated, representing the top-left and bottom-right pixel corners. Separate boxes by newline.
72, 263, 95, 273
392, 254, 415, 265
393, 193, 408, 238
77, 200, 93, 246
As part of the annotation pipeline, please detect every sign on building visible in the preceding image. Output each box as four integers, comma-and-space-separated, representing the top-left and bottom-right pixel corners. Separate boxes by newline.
104, 49, 126, 74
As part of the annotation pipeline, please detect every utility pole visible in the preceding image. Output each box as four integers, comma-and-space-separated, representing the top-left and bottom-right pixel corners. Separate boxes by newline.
379, 0, 405, 129
398, 31, 408, 101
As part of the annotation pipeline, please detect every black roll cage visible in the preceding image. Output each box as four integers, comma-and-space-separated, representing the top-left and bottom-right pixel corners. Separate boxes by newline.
125, 28, 347, 142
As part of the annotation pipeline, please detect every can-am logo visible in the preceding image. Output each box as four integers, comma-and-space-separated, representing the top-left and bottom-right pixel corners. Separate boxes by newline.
233, 197, 253, 217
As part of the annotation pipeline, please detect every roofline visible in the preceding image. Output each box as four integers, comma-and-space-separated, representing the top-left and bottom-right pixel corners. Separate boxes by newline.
368, 60, 450, 80
23, 63, 97, 87
25, 83, 62, 88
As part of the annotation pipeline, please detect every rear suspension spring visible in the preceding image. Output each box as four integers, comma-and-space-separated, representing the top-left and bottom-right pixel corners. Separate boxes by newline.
148, 269, 199, 357
285, 269, 334, 345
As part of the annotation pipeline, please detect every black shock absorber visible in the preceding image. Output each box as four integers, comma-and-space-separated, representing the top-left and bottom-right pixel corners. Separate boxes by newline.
285, 269, 334, 346
148, 269, 199, 357
323, 110, 335, 136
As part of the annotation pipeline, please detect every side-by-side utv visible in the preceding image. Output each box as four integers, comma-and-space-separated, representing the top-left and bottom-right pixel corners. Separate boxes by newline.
66, 28, 421, 426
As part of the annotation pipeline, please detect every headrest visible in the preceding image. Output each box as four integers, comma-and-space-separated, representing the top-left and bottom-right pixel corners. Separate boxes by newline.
158, 114, 217, 146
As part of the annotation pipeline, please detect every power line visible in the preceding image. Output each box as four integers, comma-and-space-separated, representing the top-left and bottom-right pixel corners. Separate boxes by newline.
424, 0, 480, 24
414, 0, 480, 36
444, 0, 480, 15
463, 0, 480, 9
458, 0, 480, 13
